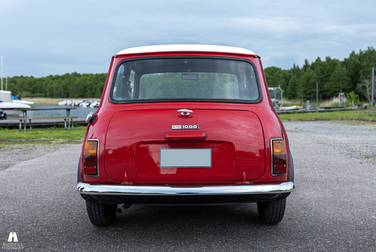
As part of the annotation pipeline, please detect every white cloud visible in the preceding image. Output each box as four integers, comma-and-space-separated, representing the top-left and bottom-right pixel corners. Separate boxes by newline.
1, 0, 376, 77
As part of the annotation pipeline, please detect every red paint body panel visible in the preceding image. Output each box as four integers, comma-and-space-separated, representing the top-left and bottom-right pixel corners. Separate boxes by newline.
104, 109, 265, 182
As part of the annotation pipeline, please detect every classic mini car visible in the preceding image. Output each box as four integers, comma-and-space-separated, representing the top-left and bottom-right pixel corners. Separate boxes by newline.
77, 44, 295, 226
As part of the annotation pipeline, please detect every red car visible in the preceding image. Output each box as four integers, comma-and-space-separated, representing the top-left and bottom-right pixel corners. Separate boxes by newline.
77, 45, 295, 226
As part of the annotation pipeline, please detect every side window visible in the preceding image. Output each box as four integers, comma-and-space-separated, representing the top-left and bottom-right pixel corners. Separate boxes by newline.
112, 65, 135, 100
112, 65, 125, 100
243, 67, 258, 100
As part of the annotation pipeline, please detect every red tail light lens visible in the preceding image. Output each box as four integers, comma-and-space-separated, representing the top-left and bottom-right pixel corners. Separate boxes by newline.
272, 139, 287, 175
83, 140, 98, 176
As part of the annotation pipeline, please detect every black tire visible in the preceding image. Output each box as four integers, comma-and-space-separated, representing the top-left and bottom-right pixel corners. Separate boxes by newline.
257, 198, 286, 224
86, 201, 117, 227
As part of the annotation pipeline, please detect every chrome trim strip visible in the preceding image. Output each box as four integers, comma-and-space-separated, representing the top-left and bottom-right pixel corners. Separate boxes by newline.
77, 181, 295, 196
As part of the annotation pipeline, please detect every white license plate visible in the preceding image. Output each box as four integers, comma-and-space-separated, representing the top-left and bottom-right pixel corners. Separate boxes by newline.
160, 149, 212, 168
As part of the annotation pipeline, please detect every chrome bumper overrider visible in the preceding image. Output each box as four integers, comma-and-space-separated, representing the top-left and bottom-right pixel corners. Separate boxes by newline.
77, 181, 295, 196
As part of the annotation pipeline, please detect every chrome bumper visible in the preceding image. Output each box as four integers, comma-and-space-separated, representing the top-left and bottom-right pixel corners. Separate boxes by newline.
77, 181, 295, 196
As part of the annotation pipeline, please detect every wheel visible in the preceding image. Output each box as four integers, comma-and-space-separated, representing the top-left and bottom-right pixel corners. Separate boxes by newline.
257, 198, 286, 224
86, 201, 117, 227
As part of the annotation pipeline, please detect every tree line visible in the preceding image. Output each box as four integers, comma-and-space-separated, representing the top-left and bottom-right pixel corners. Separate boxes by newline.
3, 47, 376, 102
6, 72, 106, 98
264, 47, 376, 103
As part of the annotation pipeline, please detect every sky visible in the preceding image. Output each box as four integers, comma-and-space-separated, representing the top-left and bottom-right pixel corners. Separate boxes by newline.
1, 0, 376, 78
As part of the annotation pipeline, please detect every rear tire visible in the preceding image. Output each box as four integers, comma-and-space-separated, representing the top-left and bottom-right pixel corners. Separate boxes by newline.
86, 201, 117, 227
257, 198, 286, 224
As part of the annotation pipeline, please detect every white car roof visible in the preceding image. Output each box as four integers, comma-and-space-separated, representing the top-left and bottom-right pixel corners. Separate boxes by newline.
116, 44, 256, 56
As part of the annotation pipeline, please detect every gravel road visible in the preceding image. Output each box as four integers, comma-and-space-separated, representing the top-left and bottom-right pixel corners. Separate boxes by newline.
1, 120, 375, 251
283, 120, 376, 163
0, 144, 72, 171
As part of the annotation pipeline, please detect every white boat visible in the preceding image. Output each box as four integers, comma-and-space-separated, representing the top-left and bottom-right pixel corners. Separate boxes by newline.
0, 91, 32, 115
0, 90, 11, 102
73, 100, 83, 106
0, 101, 31, 110
80, 100, 94, 107
58, 100, 72, 106
0, 101, 30, 116
89, 101, 100, 108
12, 97, 34, 105
281, 106, 298, 111
1, 91, 34, 105
12, 99, 34, 105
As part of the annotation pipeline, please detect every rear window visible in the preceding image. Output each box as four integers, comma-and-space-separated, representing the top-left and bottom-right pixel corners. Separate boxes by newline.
110, 58, 260, 103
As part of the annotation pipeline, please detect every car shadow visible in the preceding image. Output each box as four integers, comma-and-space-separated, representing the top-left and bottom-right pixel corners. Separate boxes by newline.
112, 203, 263, 229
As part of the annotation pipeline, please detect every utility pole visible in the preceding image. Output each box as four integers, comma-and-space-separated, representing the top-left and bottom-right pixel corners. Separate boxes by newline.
316, 82, 318, 112
372, 67, 374, 116
1, 55, 3, 90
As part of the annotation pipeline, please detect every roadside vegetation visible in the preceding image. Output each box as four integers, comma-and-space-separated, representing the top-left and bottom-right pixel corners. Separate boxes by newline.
282, 95, 364, 107
265, 47, 376, 106
6, 72, 106, 98
0, 125, 87, 145
279, 97, 376, 121
279, 109, 376, 121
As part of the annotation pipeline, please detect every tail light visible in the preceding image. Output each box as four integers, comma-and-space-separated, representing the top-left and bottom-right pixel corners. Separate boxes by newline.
271, 139, 287, 176
83, 139, 99, 176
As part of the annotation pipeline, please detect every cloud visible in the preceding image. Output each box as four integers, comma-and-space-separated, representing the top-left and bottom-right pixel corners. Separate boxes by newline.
1, 0, 376, 77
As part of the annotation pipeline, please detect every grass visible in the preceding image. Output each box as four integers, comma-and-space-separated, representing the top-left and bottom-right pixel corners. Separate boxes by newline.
279, 109, 376, 121
282, 98, 368, 107
0, 125, 87, 145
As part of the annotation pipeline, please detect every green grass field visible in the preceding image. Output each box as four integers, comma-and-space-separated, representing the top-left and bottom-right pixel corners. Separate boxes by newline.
0, 125, 87, 145
278, 109, 376, 121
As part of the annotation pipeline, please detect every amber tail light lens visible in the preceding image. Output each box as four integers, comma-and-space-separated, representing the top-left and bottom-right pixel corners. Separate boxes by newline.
272, 139, 287, 175
83, 140, 98, 176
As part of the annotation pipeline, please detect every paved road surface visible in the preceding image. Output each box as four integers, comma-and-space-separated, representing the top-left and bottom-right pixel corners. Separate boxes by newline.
1, 121, 375, 251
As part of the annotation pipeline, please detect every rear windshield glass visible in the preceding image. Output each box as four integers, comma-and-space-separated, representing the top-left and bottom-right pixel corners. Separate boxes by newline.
110, 58, 260, 102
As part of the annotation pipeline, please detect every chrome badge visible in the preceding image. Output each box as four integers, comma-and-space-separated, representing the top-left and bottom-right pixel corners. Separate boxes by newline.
172, 125, 199, 130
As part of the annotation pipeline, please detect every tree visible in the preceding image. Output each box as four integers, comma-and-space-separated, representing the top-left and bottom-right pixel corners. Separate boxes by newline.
7, 83, 19, 96
298, 69, 317, 101
286, 75, 298, 99
343, 50, 361, 91
264, 67, 283, 87
302, 59, 310, 72
357, 78, 376, 105
291, 64, 302, 80
346, 91, 359, 105
358, 47, 376, 79
323, 63, 351, 98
